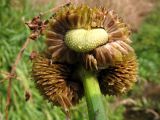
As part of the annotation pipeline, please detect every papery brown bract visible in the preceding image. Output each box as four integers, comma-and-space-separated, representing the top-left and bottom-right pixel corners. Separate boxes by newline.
98, 53, 138, 95
32, 54, 83, 109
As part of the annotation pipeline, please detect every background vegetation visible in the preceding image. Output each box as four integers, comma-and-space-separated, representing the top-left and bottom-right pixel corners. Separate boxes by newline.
0, 0, 160, 120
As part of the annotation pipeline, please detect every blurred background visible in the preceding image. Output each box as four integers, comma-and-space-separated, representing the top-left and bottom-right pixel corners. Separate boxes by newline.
0, 0, 160, 120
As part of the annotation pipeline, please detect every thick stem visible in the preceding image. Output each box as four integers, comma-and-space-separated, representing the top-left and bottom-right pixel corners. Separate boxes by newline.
79, 67, 108, 120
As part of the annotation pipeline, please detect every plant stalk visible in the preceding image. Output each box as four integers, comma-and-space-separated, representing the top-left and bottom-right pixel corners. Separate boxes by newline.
79, 67, 108, 120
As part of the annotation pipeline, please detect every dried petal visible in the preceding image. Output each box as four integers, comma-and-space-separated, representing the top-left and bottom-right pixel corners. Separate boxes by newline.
32, 54, 83, 109
98, 52, 138, 95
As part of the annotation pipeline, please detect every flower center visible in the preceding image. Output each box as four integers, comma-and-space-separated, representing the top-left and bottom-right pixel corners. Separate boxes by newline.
64, 28, 108, 52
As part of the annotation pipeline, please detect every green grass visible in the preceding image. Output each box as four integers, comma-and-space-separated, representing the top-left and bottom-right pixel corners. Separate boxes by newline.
0, 0, 160, 120
132, 4, 160, 82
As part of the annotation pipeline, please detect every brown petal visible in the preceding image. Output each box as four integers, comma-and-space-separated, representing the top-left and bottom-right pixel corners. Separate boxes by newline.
98, 53, 138, 95
32, 54, 83, 109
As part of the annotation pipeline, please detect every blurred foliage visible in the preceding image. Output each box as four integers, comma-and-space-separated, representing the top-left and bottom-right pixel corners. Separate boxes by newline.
0, 0, 160, 120
132, 4, 160, 82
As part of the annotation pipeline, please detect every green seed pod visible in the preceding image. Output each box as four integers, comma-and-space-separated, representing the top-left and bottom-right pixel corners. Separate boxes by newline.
65, 28, 108, 52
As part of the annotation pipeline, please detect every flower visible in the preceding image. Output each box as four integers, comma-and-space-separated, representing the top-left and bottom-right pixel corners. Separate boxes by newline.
45, 4, 133, 70
31, 4, 138, 109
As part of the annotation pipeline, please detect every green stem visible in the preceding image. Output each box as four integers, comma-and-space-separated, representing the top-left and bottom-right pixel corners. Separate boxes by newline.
79, 67, 108, 120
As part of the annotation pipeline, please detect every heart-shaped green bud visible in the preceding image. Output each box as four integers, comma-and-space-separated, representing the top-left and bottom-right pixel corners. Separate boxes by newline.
64, 28, 108, 52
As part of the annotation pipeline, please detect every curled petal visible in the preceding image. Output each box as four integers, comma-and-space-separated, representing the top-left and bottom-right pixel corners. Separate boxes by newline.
104, 10, 131, 43
83, 40, 134, 70
82, 54, 98, 70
